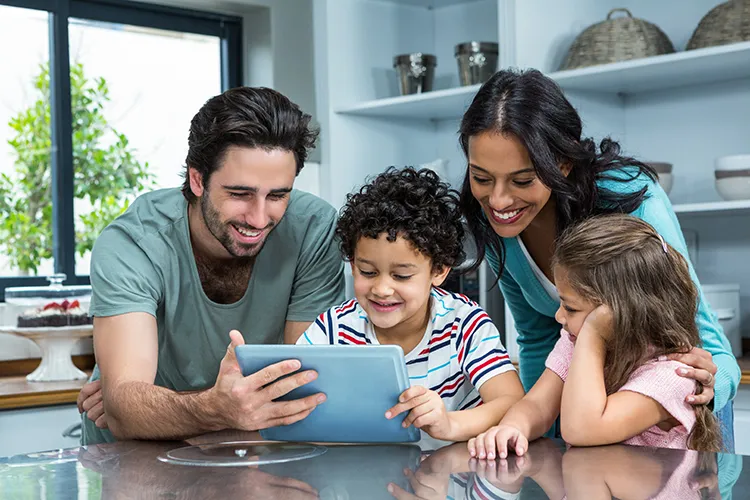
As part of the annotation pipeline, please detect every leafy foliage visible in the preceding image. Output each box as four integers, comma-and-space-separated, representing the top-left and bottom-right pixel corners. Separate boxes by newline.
1, 62, 153, 273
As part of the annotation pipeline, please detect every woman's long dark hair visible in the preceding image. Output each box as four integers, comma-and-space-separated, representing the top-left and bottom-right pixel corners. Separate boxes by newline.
458, 69, 656, 274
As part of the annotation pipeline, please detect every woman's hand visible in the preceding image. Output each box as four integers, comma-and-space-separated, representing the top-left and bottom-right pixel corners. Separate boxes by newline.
386, 386, 454, 441
667, 347, 717, 406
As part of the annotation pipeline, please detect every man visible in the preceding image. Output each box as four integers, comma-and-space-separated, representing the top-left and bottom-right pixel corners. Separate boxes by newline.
78, 87, 345, 444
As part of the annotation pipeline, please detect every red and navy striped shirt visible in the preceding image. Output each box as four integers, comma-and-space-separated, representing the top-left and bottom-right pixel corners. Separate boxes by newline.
297, 287, 515, 412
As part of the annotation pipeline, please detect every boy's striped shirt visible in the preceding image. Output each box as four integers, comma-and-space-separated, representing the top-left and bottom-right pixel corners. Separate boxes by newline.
298, 287, 515, 411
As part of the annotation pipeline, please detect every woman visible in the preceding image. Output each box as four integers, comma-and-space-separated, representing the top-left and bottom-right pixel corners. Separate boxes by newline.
458, 68, 739, 448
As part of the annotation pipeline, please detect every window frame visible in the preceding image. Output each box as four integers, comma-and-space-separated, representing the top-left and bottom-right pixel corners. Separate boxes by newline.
0, 0, 242, 300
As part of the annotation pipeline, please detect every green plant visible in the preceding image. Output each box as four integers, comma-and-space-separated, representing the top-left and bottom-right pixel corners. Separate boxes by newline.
1, 62, 153, 274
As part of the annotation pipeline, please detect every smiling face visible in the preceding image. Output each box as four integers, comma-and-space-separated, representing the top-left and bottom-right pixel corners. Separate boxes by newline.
468, 132, 568, 238
553, 267, 597, 342
189, 146, 296, 259
352, 233, 450, 338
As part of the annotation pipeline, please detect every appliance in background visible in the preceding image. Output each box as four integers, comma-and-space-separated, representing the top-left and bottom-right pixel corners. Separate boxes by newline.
681, 228, 744, 356
703, 284, 743, 357
441, 263, 507, 350
441, 227, 507, 350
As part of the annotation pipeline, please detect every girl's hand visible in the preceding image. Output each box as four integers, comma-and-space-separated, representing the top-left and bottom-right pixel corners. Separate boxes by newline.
385, 386, 453, 440
667, 347, 717, 406
582, 304, 614, 341
467, 424, 529, 460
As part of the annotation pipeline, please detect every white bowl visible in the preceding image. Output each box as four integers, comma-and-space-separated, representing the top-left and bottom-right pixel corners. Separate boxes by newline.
647, 162, 673, 195
657, 172, 673, 194
716, 176, 750, 201
715, 154, 750, 171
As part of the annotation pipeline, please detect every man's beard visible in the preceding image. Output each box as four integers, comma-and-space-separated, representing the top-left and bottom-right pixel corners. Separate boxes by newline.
200, 195, 273, 259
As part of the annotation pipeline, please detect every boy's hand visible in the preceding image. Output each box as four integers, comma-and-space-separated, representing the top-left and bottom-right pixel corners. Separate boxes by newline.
385, 386, 454, 440
468, 424, 529, 460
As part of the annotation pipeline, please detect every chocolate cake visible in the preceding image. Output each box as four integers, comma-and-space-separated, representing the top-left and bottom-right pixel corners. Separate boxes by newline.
17, 299, 92, 328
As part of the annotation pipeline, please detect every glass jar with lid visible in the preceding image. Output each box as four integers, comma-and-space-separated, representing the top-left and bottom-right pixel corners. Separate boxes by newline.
5, 274, 92, 328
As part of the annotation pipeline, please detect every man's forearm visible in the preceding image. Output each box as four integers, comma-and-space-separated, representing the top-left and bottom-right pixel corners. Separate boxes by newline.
105, 381, 225, 440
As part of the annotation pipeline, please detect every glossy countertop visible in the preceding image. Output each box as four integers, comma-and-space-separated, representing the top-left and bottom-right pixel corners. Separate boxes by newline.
0, 430, 747, 499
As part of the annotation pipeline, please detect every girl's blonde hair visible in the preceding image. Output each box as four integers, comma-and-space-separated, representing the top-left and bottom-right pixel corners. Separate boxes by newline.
552, 214, 722, 452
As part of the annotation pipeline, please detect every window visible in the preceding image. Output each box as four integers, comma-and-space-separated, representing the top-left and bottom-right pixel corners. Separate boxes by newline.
68, 20, 222, 275
0, 0, 242, 299
0, 6, 52, 278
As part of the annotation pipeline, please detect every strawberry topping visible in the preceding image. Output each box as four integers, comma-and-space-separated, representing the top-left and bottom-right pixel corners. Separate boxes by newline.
41, 300, 79, 311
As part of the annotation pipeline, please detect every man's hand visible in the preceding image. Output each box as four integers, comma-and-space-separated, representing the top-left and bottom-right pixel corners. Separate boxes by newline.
385, 386, 453, 441
211, 330, 327, 431
78, 379, 107, 429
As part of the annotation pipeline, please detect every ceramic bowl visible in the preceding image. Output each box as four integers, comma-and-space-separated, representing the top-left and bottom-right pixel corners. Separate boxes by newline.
647, 162, 673, 194
715, 155, 750, 201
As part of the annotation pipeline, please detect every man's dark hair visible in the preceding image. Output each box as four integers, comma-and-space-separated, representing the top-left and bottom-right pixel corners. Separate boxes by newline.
181, 87, 319, 201
336, 167, 466, 271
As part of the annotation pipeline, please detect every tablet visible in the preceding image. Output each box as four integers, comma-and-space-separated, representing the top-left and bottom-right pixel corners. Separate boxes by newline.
235, 344, 421, 443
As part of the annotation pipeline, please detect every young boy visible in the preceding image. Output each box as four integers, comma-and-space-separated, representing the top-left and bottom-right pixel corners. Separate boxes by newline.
295, 167, 525, 442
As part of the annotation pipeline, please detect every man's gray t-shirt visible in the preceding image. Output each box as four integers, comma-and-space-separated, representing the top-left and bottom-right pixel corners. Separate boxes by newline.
82, 188, 345, 444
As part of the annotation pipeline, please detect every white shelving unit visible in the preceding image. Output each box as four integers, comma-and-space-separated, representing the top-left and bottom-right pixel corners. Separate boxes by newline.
674, 200, 750, 217
551, 40, 750, 94
338, 41, 750, 120
313, 0, 750, 363
337, 84, 481, 120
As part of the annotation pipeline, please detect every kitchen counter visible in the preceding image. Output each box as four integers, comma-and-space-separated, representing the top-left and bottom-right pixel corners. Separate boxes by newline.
739, 357, 750, 385
0, 430, 747, 499
0, 375, 88, 410
0, 356, 93, 410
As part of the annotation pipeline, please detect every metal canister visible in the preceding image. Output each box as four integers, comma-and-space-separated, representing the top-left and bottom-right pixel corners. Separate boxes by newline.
393, 53, 436, 95
454, 42, 498, 86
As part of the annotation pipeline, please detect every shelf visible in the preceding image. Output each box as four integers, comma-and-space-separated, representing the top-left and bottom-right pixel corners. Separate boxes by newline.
336, 42, 750, 120
373, 0, 482, 8
673, 200, 750, 217
336, 84, 481, 120
550, 41, 750, 94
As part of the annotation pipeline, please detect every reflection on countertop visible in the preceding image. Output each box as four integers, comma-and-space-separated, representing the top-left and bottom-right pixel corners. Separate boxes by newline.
0, 430, 746, 499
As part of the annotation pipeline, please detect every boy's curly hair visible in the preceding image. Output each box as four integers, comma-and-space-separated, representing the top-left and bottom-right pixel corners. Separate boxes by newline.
336, 167, 466, 271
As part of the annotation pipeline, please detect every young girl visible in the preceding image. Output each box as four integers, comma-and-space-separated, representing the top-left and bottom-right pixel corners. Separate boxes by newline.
296, 167, 525, 442
468, 214, 722, 459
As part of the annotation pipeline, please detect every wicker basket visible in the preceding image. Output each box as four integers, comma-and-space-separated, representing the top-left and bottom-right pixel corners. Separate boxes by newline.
560, 8, 675, 71
687, 0, 750, 50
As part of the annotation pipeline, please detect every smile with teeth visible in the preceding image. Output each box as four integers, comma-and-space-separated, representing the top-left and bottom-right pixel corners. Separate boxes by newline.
373, 300, 399, 306
370, 299, 402, 312
233, 225, 262, 238
492, 207, 524, 220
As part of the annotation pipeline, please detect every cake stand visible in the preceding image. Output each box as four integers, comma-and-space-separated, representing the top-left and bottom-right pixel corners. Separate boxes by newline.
0, 325, 93, 381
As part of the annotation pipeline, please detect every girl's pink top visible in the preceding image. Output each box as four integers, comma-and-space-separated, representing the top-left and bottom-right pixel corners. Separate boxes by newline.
545, 330, 697, 450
